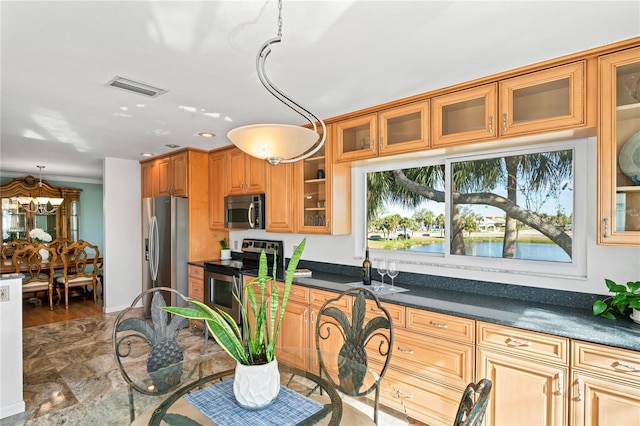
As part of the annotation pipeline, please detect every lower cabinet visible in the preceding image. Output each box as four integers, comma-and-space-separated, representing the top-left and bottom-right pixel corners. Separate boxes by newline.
571, 341, 640, 425
187, 264, 204, 330
477, 322, 569, 426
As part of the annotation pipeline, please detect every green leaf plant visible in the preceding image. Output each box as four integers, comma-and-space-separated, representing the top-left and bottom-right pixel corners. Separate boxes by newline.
162, 238, 306, 365
592, 279, 640, 320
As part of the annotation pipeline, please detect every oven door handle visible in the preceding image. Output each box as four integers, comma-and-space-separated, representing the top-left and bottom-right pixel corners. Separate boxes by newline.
248, 202, 255, 229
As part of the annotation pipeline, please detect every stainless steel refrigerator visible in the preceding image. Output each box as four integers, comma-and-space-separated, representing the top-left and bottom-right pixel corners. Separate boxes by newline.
143, 196, 188, 316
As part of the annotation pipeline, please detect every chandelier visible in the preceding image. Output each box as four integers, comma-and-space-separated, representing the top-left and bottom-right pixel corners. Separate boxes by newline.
15, 165, 64, 215
227, 0, 326, 166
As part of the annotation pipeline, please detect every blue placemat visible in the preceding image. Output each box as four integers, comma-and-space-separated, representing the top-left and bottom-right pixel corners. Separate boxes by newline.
183, 378, 324, 426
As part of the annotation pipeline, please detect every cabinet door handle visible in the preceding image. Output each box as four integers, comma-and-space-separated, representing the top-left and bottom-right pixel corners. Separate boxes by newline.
488, 115, 493, 134
556, 372, 563, 395
603, 217, 610, 238
613, 360, 638, 371
310, 310, 315, 324
429, 320, 448, 328
303, 308, 308, 323
369, 136, 375, 153
576, 378, 584, 402
397, 346, 414, 354
370, 308, 384, 314
379, 136, 384, 151
396, 390, 413, 399
506, 336, 531, 346
502, 113, 508, 132
325, 218, 330, 231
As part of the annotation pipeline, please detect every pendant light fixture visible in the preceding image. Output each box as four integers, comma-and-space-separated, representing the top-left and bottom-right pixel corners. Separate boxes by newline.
16, 165, 64, 215
227, 0, 326, 166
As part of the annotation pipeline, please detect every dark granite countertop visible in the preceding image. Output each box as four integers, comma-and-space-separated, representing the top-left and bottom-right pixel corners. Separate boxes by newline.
281, 270, 640, 352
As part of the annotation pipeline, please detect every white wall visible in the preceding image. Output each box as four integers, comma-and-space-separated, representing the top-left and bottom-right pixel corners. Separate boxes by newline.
103, 158, 142, 313
0, 275, 24, 419
231, 137, 640, 297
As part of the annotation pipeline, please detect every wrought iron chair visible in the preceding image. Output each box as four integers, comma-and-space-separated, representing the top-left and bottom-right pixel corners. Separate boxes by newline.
55, 239, 99, 308
454, 378, 493, 426
112, 287, 210, 422
315, 287, 394, 425
13, 242, 58, 309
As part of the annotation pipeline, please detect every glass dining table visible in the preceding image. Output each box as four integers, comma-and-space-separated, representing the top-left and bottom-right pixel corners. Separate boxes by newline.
121, 348, 410, 426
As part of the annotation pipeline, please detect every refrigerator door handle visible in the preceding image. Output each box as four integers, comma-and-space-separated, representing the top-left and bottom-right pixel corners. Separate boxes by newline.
150, 215, 159, 281
248, 202, 255, 229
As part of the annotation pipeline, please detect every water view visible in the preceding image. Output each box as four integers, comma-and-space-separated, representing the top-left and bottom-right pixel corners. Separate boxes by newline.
408, 241, 571, 263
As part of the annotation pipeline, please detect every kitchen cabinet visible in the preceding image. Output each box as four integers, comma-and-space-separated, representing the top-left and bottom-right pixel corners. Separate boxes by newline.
188, 264, 204, 330
476, 322, 569, 426
571, 340, 640, 425
141, 161, 157, 198
432, 84, 498, 147
266, 162, 295, 233
499, 61, 585, 137
208, 149, 227, 230
294, 123, 351, 235
384, 308, 475, 426
597, 46, 640, 246
334, 101, 429, 163
226, 147, 266, 195
157, 150, 188, 197
1, 175, 81, 242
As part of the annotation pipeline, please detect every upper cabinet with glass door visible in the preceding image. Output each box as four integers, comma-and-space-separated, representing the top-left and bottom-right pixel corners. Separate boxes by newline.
598, 47, 640, 246
296, 123, 351, 235
334, 101, 429, 163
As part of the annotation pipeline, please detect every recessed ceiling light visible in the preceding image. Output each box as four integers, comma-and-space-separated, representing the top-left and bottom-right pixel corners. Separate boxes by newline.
165, 144, 180, 148
141, 153, 154, 157
198, 132, 216, 138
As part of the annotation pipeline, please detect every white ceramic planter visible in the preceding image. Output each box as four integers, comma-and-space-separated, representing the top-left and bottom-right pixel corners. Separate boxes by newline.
39, 248, 49, 261
221, 249, 232, 260
233, 358, 280, 410
631, 308, 640, 325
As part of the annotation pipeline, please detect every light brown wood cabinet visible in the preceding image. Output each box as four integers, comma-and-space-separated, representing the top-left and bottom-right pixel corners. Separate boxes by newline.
226, 147, 266, 195
157, 150, 188, 197
294, 123, 351, 235
476, 322, 569, 426
141, 161, 157, 198
208, 149, 227, 230
187, 264, 204, 330
266, 162, 295, 233
570, 340, 640, 426
597, 46, 640, 246
334, 101, 430, 162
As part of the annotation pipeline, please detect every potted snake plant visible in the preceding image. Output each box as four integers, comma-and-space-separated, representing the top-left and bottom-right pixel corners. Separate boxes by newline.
163, 238, 306, 409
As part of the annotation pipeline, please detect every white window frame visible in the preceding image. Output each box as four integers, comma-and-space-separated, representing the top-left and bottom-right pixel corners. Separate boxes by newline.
356, 138, 587, 279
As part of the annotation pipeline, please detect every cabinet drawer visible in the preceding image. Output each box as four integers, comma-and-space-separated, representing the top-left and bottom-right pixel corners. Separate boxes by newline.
572, 340, 640, 383
365, 300, 405, 328
310, 289, 351, 312
188, 278, 204, 301
383, 367, 463, 426
277, 283, 309, 305
390, 327, 474, 389
188, 265, 204, 279
406, 308, 474, 344
477, 322, 568, 365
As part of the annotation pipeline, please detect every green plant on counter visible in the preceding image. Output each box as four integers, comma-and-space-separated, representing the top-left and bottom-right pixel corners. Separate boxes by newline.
162, 238, 306, 365
592, 279, 640, 319
219, 238, 228, 249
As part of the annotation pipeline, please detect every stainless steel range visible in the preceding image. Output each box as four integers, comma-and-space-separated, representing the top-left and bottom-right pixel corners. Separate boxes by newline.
203, 239, 284, 325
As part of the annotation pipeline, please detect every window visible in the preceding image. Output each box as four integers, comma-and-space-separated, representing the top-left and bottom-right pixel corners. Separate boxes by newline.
364, 140, 584, 275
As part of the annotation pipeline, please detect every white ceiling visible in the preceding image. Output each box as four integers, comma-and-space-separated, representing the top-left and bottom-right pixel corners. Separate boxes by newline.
1, 1, 638, 182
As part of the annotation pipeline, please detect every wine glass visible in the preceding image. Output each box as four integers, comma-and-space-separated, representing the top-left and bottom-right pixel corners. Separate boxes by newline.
387, 260, 399, 288
376, 258, 387, 287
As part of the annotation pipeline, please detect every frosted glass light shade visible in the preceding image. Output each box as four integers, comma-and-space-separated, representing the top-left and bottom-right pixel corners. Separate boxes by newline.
228, 124, 319, 163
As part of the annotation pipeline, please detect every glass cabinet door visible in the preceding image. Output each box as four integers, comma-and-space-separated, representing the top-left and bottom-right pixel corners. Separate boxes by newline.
598, 47, 640, 246
1, 198, 27, 241
299, 133, 329, 233
432, 84, 497, 147
499, 61, 585, 136
379, 101, 430, 155
334, 113, 377, 163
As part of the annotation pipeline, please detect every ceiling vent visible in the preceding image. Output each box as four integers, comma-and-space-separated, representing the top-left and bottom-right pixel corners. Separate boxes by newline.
106, 76, 167, 98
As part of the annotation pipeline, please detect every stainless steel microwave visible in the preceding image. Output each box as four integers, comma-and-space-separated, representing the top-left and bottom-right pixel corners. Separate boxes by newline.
224, 193, 265, 229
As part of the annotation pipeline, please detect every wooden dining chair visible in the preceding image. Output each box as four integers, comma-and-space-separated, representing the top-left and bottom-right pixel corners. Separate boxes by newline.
112, 287, 209, 422
315, 287, 394, 425
55, 239, 100, 308
13, 242, 58, 310
453, 378, 493, 426
2, 239, 30, 267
